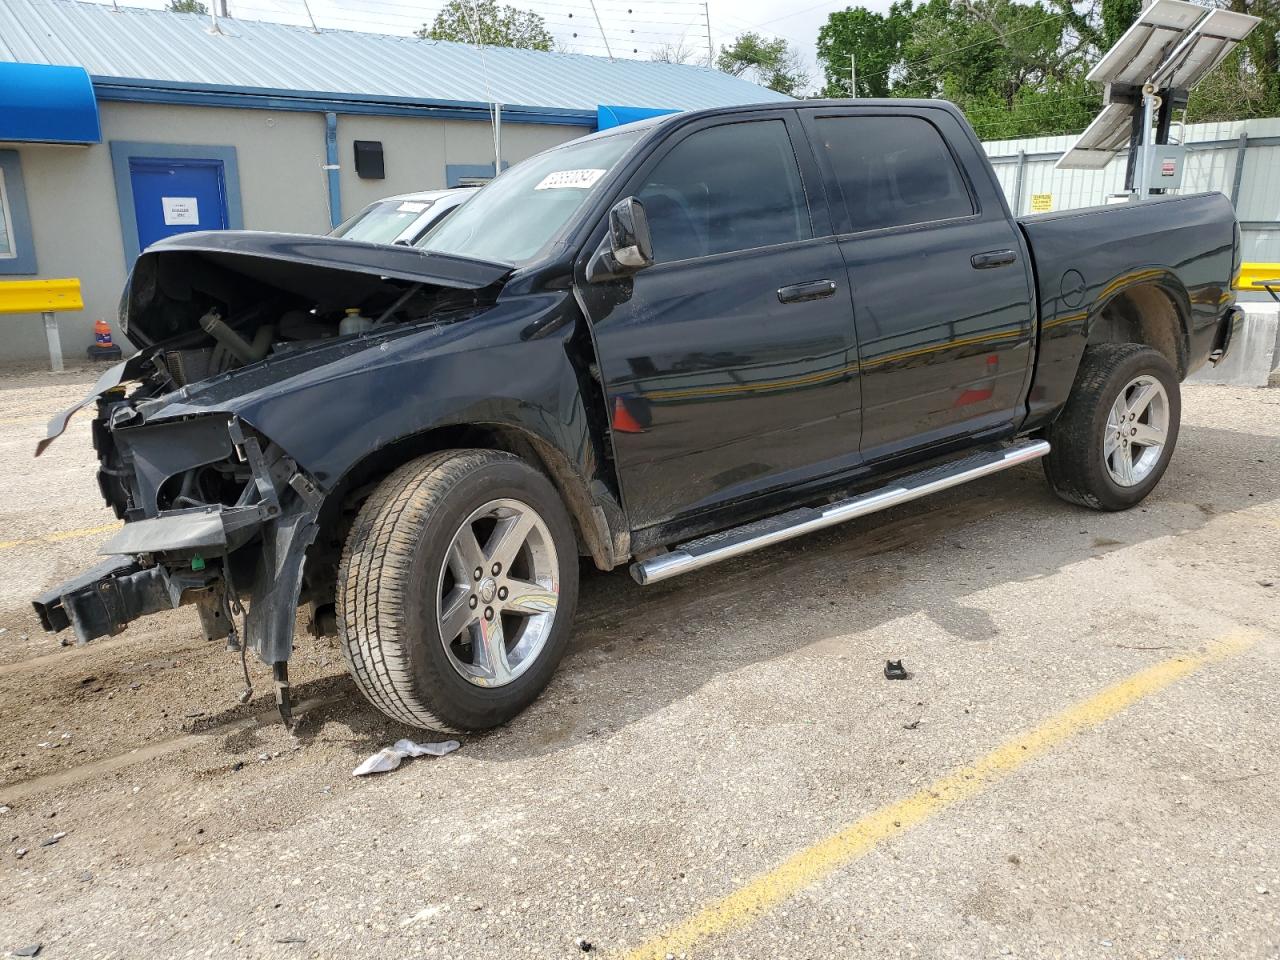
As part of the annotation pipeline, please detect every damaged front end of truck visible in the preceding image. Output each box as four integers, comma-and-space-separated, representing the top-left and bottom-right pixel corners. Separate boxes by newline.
32, 231, 514, 723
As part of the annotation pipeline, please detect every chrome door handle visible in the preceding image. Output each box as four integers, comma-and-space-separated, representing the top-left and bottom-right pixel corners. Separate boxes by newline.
971, 250, 1017, 269
777, 279, 838, 304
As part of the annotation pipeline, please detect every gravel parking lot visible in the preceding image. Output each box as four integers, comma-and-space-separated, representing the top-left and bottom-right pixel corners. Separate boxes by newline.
1, 367, 1277, 959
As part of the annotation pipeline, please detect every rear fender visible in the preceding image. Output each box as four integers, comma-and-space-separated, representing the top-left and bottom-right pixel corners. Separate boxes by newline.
1025, 267, 1191, 429
1085, 270, 1191, 373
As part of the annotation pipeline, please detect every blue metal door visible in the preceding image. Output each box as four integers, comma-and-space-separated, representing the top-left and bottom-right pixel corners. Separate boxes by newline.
128, 157, 229, 252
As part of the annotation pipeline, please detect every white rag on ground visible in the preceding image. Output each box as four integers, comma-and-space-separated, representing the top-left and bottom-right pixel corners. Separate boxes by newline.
352, 738, 460, 776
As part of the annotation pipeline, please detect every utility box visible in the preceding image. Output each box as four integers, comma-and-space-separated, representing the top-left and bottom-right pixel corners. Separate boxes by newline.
1147, 144, 1186, 191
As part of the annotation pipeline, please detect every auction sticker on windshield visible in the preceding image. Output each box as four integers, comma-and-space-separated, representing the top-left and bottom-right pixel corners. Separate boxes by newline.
535, 169, 606, 190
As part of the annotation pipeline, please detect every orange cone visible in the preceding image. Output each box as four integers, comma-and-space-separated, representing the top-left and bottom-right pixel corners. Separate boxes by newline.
612, 396, 646, 433
87, 318, 123, 361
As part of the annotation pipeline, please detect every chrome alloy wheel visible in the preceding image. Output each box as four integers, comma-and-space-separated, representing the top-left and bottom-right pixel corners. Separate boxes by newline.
436, 498, 560, 688
1103, 374, 1170, 487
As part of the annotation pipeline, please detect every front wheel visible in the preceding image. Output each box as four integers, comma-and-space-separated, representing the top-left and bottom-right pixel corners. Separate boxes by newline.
337, 449, 579, 731
1043, 343, 1181, 511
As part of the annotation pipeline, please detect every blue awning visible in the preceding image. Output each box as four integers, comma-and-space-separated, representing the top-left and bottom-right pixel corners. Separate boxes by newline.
0, 63, 101, 144
597, 104, 679, 130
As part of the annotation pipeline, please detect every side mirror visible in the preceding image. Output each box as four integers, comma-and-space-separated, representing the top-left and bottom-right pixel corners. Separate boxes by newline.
609, 197, 653, 269
587, 197, 654, 282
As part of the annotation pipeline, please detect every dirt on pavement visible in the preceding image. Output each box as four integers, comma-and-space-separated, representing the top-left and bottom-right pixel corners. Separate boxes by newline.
0, 369, 1277, 959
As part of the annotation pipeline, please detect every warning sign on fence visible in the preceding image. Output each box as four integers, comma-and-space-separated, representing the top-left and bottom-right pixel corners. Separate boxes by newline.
1030, 193, 1053, 213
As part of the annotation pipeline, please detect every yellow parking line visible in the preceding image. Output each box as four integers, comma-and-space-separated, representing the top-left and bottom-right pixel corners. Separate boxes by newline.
622, 632, 1257, 960
0, 521, 122, 552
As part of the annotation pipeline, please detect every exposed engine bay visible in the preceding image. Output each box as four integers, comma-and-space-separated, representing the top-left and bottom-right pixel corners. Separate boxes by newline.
124, 234, 510, 387
32, 231, 513, 724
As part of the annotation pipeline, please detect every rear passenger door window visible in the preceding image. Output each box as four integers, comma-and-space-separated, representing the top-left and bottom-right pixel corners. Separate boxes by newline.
636, 119, 811, 263
812, 115, 974, 233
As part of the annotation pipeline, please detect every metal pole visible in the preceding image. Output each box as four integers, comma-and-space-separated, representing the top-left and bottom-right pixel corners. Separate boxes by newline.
493, 102, 502, 175
1012, 150, 1027, 214
323, 112, 341, 228
851, 54, 857, 97
1123, 105, 1143, 192
300, 0, 320, 33
1230, 132, 1248, 208
704, 2, 713, 66
42, 312, 64, 374
588, 0, 613, 61
1136, 85, 1156, 200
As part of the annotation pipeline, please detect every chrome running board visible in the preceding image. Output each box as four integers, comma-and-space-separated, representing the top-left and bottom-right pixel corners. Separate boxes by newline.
630, 440, 1050, 585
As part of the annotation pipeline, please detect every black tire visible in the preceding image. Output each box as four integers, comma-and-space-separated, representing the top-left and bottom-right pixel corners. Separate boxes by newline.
337, 449, 579, 731
1043, 343, 1181, 511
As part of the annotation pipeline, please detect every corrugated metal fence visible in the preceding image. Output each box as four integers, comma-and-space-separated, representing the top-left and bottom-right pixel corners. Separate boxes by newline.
981, 117, 1280, 264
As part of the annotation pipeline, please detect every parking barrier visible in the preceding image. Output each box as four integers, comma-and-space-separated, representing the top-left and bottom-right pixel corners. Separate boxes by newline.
0, 278, 85, 373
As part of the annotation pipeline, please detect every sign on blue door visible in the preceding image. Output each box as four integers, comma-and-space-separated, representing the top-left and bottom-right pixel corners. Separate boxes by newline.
128, 157, 229, 252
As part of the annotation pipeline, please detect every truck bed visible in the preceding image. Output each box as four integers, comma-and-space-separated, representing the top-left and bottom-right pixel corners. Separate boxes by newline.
1017, 191, 1238, 423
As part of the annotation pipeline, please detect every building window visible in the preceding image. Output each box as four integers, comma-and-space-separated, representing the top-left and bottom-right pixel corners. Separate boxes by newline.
0, 168, 14, 258
0, 150, 37, 275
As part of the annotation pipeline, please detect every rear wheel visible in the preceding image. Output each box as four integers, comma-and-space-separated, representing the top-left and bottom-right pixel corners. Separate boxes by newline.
337, 449, 579, 731
1043, 343, 1181, 511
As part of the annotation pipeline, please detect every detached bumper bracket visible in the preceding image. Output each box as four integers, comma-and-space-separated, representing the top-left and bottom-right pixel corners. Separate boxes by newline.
32, 558, 196, 645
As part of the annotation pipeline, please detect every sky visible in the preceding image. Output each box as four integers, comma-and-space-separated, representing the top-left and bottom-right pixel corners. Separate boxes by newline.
80, 0, 893, 92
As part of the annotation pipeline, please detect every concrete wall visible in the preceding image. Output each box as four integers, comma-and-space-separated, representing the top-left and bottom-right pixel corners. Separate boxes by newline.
2, 100, 583, 365
1187, 300, 1280, 388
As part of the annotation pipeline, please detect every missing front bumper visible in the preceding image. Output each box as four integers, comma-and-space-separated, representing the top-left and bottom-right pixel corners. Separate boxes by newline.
32, 413, 325, 665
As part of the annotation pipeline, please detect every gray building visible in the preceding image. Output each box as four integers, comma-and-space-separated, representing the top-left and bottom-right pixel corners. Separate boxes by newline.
0, 0, 786, 364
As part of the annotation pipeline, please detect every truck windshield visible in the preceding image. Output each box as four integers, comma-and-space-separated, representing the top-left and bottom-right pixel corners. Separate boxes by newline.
418, 130, 642, 265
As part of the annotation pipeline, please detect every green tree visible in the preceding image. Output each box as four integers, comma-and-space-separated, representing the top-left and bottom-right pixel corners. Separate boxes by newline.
815, 0, 1279, 136
716, 32, 809, 96
1224, 0, 1280, 115
418, 0, 554, 51
817, 0, 1100, 137
166, 0, 208, 12
1100, 0, 1141, 48
1188, 0, 1280, 121
817, 2, 915, 97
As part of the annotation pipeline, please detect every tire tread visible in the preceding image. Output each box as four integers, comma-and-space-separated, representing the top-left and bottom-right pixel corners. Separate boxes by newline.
1043, 343, 1179, 511
337, 450, 519, 731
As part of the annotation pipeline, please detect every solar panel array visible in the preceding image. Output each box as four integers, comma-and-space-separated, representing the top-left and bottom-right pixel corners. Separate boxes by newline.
1057, 0, 1260, 171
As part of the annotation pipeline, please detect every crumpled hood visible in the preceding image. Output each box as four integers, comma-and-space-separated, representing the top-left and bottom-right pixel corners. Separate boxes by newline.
122, 230, 511, 348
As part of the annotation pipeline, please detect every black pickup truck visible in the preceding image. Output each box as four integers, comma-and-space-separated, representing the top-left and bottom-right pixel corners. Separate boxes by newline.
34, 100, 1242, 731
